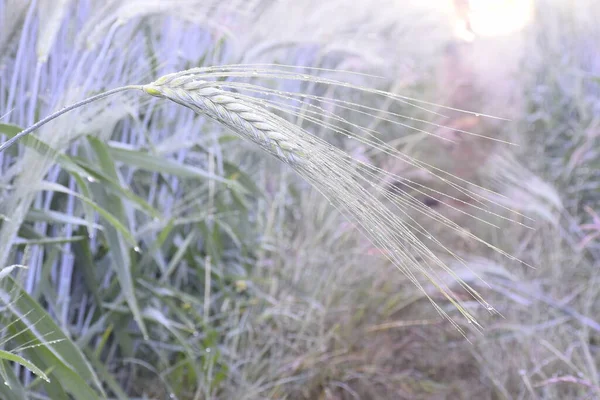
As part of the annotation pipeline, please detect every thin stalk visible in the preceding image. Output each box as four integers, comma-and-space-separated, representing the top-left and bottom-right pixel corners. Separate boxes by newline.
0, 85, 142, 153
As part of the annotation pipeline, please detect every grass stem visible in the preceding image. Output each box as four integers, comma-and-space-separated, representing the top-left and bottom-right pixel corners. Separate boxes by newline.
0, 85, 141, 153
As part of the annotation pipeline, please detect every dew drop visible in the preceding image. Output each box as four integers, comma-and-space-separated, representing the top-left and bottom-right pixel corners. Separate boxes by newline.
133, 246, 141, 253
206, 347, 212, 353
86, 176, 96, 183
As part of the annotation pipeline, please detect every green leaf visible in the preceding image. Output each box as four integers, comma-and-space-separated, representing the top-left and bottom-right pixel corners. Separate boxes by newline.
72, 227, 102, 307
0, 264, 27, 281
32, 247, 60, 301
85, 137, 148, 340
107, 144, 243, 190
70, 171, 100, 241
25, 209, 103, 230
223, 161, 261, 196
84, 348, 129, 400
34, 180, 137, 247
13, 236, 86, 246
218, 134, 240, 144
0, 277, 105, 399
0, 123, 90, 177
163, 230, 197, 281
16, 226, 72, 255
0, 349, 49, 383
0, 123, 22, 137
73, 157, 160, 218
0, 360, 27, 399
138, 218, 175, 274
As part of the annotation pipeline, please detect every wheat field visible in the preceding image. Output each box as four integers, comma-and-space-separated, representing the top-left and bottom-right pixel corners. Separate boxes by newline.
0, 1, 599, 399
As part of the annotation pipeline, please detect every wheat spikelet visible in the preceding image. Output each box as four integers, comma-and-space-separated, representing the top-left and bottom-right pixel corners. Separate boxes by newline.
142, 76, 307, 166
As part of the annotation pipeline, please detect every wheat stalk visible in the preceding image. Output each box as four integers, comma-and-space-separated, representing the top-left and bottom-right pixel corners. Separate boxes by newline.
0, 66, 523, 331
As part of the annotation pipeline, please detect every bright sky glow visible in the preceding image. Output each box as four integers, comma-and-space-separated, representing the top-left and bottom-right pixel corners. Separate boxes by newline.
466, 0, 534, 37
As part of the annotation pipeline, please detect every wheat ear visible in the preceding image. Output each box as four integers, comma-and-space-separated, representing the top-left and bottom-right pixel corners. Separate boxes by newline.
141, 73, 490, 330
1, 69, 501, 330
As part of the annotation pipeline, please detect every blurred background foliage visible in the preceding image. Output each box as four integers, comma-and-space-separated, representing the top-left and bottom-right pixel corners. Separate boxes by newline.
0, 0, 599, 399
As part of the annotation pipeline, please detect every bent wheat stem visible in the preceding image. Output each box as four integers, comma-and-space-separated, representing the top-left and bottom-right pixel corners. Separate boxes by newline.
0, 85, 140, 153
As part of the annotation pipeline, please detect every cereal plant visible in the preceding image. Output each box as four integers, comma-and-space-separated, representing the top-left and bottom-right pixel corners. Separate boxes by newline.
0, 0, 598, 399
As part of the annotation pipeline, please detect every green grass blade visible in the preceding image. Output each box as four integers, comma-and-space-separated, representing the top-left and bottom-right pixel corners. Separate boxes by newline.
107, 144, 244, 191
25, 209, 103, 230
0, 349, 50, 382
0, 360, 27, 399
34, 180, 138, 247
73, 157, 161, 218
13, 236, 86, 246
85, 137, 149, 340
0, 277, 105, 398
84, 348, 129, 400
